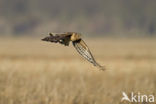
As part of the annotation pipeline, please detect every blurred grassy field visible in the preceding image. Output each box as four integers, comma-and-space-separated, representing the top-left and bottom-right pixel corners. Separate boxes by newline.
0, 37, 156, 104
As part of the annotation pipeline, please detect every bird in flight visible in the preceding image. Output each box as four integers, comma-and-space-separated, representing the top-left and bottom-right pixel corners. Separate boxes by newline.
42, 32, 105, 70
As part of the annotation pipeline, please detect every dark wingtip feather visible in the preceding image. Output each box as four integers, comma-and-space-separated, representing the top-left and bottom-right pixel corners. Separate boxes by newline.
41, 37, 47, 41
94, 63, 106, 71
41, 37, 50, 41
41, 33, 53, 41
98, 66, 106, 71
41, 38, 45, 41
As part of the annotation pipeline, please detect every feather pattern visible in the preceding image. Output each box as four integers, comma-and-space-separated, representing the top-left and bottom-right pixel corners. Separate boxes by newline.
42, 33, 71, 46
42, 32, 105, 70
73, 39, 105, 70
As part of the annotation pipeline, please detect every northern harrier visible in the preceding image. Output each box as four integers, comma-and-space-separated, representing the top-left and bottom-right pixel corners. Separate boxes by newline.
42, 32, 105, 70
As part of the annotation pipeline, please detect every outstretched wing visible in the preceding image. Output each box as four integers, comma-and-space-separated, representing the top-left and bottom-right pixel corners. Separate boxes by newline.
42, 33, 71, 46
72, 39, 105, 70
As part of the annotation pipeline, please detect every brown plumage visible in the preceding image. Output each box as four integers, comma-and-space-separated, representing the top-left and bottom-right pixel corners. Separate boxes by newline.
42, 32, 105, 71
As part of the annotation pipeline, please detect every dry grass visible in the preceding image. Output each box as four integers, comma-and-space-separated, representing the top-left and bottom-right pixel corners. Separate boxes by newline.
0, 37, 156, 104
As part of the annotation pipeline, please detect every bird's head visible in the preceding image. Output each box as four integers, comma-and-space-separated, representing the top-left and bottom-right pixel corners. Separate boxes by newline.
71, 32, 81, 41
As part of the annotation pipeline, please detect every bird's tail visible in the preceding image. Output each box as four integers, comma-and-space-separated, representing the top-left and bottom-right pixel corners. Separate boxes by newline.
94, 62, 105, 71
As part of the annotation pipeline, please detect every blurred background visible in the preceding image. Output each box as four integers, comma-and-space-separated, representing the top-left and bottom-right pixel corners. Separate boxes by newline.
0, 0, 156, 37
0, 1, 156, 104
